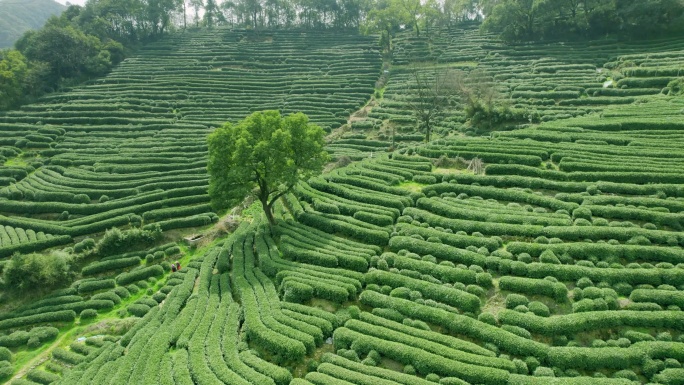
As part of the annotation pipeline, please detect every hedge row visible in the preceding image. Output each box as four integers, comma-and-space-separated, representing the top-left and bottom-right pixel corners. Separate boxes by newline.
334, 327, 511, 385
388, 252, 478, 285
77, 279, 116, 294
0, 310, 76, 330
320, 353, 436, 385
395, 223, 501, 250
416, 147, 543, 167
216, 296, 274, 385
359, 290, 549, 358
406, 207, 684, 246
420, 185, 578, 212
308, 177, 411, 211
490, 257, 684, 286
298, 212, 390, 246
233, 232, 314, 361
0, 235, 72, 258
507, 374, 631, 385
366, 269, 481, 312
52, 347, 86, 365
498, 309, 684, 336
389, 236, 487, 267
0, 326, 59, 348
506, 242, 684, 265
630, 289, 684, 308
440, 173, 588, 194
486, 163, 684, 186
296, 182, 400, 220
358, 311, 493, 357
280, 235, 368, 272
279, 219, 382, 255
346, 318, 514, 371
418, 197, 571, 227
499, 276, 568, 302
115, 265, 164, 285
326, 174, 418, 200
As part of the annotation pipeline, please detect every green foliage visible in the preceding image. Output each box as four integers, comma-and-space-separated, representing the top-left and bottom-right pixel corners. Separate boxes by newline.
116, 265, 164, 286
208, 111, 328, 224
74, 237, 96, 253
2, 250, 75, 292
0, 50, 35, 110
0, 361, 12, 381
81, 256, 142, 276
92, 226, 162, 256
668, 78, 684, 95
77, 279, 116, 294
0, 347, 11, 362
482, 0, 684, 41
500, 276, 567, 302
0, 310, 75, 331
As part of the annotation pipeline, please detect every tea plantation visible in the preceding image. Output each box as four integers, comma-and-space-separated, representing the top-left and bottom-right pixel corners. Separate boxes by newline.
3, 26, 684, 385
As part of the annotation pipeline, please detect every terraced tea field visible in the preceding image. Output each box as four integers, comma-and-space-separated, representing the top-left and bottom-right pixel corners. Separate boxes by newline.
0, 29, 381, 257
332, 28, 684, 158
3, 26, 684, 385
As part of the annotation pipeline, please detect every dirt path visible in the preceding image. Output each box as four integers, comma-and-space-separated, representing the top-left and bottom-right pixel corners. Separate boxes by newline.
12, 331, 71, 380
327, 97, 378, 142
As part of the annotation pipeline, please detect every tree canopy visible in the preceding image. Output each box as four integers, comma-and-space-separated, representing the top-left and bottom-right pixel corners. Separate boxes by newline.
207, 110, 328, 224
2, 251, 75, 293
482, 0, 684, 41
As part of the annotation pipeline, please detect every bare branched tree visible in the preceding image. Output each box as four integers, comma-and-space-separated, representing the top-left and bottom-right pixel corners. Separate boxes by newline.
453, 68, 499, 120
406, 65, 459, 142
467, 157, 484, 174
407, 65, 506, 140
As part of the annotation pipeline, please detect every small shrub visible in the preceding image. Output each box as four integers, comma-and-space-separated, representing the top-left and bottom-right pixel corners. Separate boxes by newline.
79, 309, 97, 319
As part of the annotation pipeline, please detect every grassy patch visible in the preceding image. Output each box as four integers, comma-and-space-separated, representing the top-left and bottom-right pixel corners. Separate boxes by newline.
433, 167, 470, 175
4, 157, 31, 168
481, 278, 506, 316
398, 181, 425, 193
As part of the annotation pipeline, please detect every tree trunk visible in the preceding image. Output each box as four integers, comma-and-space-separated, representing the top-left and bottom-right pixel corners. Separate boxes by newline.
260, 196, 276, 225
385, 27, 392, 53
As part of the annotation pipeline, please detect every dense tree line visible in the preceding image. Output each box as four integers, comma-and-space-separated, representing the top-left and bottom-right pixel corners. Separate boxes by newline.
482, 0, 684, 42
0, 0, 182, 110
205, 0, 684, 43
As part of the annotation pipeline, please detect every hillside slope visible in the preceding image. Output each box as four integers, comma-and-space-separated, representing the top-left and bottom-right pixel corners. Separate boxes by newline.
4, 27, 684, 385
0, 28, 381, 257
0, 0, 65, 48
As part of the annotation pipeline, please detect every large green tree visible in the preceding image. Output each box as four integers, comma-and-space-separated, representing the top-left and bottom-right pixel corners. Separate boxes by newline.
207, 111, 328, 225
362, 0, 410, 53
0, 50, 29, 110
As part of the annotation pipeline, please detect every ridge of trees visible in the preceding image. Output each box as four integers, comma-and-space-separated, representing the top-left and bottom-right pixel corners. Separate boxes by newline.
3, 0, 684, 112
1, 0, 183, 110
482, 0, 684, 42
